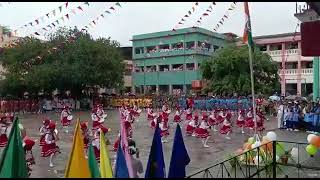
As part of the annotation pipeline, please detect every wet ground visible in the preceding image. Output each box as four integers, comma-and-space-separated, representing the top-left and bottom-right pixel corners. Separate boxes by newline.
3, 110, 312, 178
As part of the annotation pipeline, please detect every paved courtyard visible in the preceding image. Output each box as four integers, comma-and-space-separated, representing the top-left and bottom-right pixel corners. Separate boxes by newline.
3, 110, 313, 178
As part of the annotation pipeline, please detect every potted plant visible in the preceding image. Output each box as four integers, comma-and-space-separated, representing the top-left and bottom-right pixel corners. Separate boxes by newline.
280, 150, 292, 164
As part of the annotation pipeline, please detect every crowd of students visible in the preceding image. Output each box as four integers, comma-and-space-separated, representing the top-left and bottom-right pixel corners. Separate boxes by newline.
278, 99, 320, 133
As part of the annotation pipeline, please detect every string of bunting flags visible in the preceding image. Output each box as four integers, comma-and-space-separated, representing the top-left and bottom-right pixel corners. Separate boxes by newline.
22, 2, 124, 69
213, 2, 237, 32
193, 2, 216, 26
172, 2, 199, 32
34, 2, 91, 36
12, 2, 71, 36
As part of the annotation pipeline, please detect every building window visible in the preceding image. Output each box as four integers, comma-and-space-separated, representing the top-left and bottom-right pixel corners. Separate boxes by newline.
147, 46, 157, 53
159, 65, 169, 72
172, 42, 184, 50
159, 85, 169, 94
146, 65, 156, 72
186, 41, 195, 49
258, 45, 267, 51
286, 62, 297, 69
198, 63, 201, 69
287, 43, 298, 49
198, 41, 211, 51
186, 63, 195, 71
172, 64, 184, 71
135, 66, 144, 72
135, 47, 144, 54
270, 44, 282, 51
159, 44, 170, 52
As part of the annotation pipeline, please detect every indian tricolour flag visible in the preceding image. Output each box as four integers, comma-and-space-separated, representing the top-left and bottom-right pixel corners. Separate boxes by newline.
243, 2, 253, 47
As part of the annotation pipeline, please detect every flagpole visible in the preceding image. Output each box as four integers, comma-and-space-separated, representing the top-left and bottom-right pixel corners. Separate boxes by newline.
248, 44, 258, 139
244, 2, 259, 141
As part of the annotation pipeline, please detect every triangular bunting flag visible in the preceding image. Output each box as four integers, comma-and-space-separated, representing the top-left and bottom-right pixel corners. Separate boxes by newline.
47, 25, 52, 29
115, 2, 121, 7
61, 16, 64, 22
46, 13, 49, 18
65, 14, 69, 19
213, 29, 216, 31
84, 2, 90, 6
209, 5, 213, 10
85, 26, 89, 29
188, 11, 191, 15
101, 14, 104, 18
195, 2, 198, 5
34, 32, 40, 36
42, 28, 47, 31
228, 8, 232, 10
52, 23, 56, 27
217, 24, 220, 27
184, 15, 189, 18
200, 17, 202, 20
105, 10, 111, 14
213, 2, 216, 5
222, 18, 225, 22
197, 20, 201, 23
181, 18, 185, 21
53, 9, 56, 16
178, 22, 183, 25
203, 13, 209, 16
192, 7, 195, 12
206, 9, 211, 12
35, 19, 39, 24
24, 24, 27, 27
65, 2, 68, 8
29, 22, 33, 26
92, 20, 96, 25
224, 15, 228, 19
233, 2, 236, 4
110, 6, 115, 10
219, 21, 223, 25
77, 6, 83, 11
172, 29, 176, 32
59, 6, 62, 12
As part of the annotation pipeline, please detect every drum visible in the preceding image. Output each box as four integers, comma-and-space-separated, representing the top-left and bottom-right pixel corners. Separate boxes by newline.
67, 115, 73, 121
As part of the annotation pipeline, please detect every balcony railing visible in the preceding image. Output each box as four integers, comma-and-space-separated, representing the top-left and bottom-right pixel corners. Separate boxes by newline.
264, 49, 299, 57
278, 68, 313, 75
186, 140, 320, 178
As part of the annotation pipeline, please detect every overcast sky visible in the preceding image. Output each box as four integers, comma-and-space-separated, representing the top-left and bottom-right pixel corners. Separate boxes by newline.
0, 2, 303, 47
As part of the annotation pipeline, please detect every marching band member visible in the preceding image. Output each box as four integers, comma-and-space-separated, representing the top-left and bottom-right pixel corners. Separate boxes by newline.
0, 116, 8, 148
173, 106, 182, 123
39, 118, 50, 147
236, 109, 246, 134
60, 106, 72, 133
91, 107, 106, 134
208, 110, 218, 132
185, 107, 193, 121
220, 119, 232, 140
146, 106, 154, 121
41, 122, 60, 168
159, 116, 169, 143
133, 102, 142, 118
150, 113, 158, 129
161, 104, 171, 123
92, 127, 108, 163
186, 111, 199, 136
23, 136, 36, 177
124, 111, 134, 138
194, 117, 211, 148
96, 104, 107, 121
245, 108, 255, 130
216, 109, 226, 125
80, 122, 90, 158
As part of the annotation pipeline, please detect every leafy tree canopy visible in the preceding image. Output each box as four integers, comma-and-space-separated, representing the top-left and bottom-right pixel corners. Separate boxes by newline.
201, 45, 280, 96
0, 27, 125, 98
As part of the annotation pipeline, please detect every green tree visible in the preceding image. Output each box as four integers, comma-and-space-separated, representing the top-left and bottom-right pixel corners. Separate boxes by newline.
201, 45, 279, 96
0, 27, 125, 98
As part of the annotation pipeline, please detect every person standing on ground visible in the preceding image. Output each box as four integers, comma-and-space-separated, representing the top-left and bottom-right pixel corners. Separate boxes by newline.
277, 101, 284, 129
